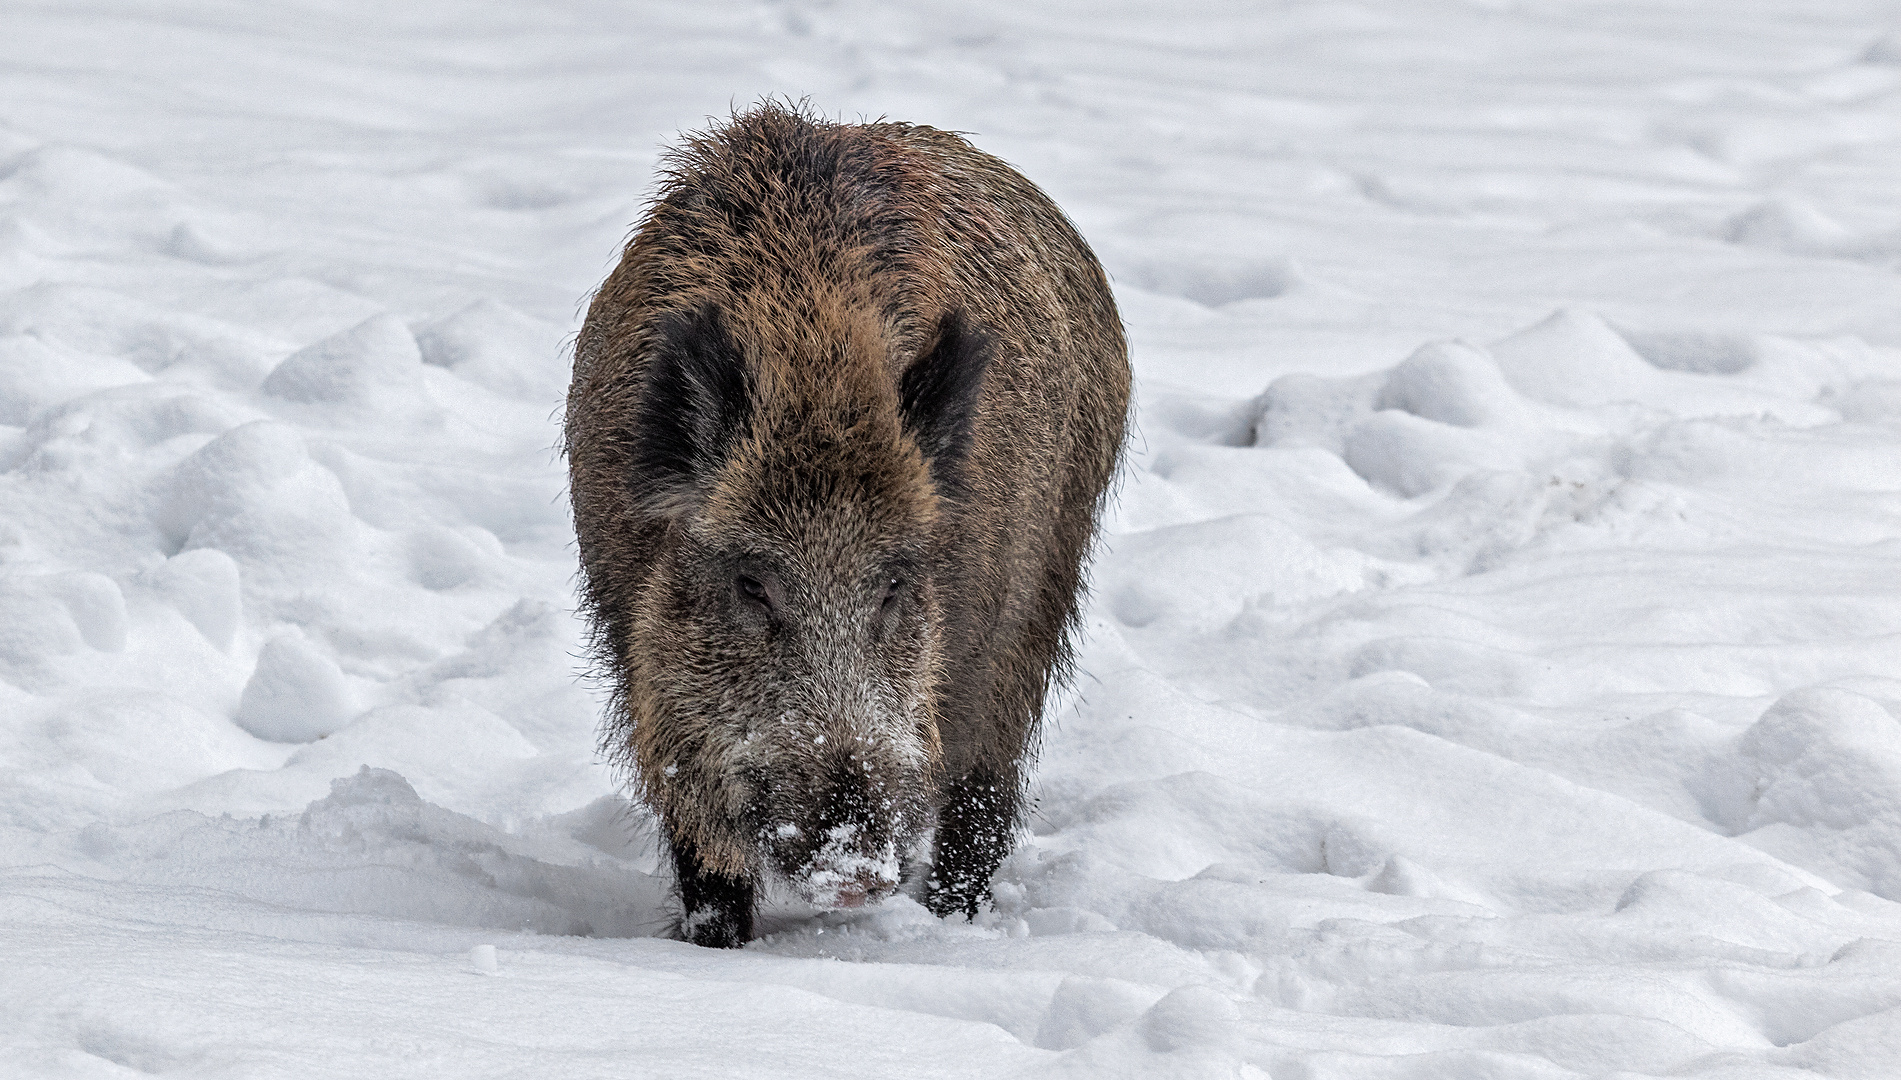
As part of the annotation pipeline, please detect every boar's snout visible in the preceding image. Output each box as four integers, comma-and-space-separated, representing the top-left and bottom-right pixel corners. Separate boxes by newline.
766, 752, 920, 910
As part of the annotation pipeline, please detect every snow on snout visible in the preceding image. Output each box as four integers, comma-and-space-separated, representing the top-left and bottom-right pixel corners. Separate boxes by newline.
794, 822, 901, 910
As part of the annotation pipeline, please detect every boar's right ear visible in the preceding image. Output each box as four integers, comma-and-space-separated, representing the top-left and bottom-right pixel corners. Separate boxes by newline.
628, 302, 753, 515
899, 308, 992, 498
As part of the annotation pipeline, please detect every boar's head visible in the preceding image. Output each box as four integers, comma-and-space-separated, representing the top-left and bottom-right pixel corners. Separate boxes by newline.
621, 299, 988, 909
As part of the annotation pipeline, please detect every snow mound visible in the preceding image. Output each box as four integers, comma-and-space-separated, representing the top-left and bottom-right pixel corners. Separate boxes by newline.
1732, 688, 1901, 898
261, 314, 443, 426
234, 632, 356, 742
139, 548, 242, 650
73, 767, 673, 937
415, 300, 570, 402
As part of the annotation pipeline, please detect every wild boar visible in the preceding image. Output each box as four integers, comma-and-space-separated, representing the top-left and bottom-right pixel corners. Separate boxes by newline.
566, 101, 1129, 947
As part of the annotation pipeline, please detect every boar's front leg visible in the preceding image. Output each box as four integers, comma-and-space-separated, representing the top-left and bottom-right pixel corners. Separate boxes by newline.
925, 766, 1021, 919
672, 839, 754, 948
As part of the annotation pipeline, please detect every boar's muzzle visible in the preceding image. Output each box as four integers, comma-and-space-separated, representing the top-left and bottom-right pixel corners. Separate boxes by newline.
761, 751, 925, 909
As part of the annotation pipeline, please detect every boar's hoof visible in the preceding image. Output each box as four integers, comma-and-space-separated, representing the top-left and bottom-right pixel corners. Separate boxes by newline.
924, 771, 1016, 919
682, 905, 751, 949
675, 845, 754, 949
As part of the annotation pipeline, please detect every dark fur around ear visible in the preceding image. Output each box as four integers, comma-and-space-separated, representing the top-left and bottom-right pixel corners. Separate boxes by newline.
628, 303, 753, 513
899, 308, 992, 497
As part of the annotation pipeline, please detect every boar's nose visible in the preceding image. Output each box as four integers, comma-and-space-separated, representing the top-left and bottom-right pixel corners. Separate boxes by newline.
777, 753, 906, 906
830, 868, 883, 908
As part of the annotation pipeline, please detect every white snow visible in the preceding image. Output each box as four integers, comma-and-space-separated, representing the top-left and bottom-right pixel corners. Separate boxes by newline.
4, 1, 1901, 1077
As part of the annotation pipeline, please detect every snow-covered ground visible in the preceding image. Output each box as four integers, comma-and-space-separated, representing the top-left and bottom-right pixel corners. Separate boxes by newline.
5, 1, 1901, 1076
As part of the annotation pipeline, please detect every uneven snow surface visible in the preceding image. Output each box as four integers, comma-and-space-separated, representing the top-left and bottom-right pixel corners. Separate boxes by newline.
5, 2, 1901, 1077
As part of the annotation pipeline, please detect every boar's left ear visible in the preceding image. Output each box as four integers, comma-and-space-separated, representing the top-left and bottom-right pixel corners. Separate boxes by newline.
898, 308, 992, 497
628, 302, 753, 515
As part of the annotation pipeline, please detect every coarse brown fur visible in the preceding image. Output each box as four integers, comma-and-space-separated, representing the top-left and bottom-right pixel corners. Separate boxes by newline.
565, 101, 1130, 947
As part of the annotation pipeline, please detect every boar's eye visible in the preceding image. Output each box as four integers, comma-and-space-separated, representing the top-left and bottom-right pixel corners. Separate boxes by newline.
736, 574, 771, 609
881, 577, 905, 612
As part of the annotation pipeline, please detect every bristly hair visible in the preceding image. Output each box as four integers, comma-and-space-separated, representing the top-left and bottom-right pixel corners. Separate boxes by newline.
639, 99, 927, 333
